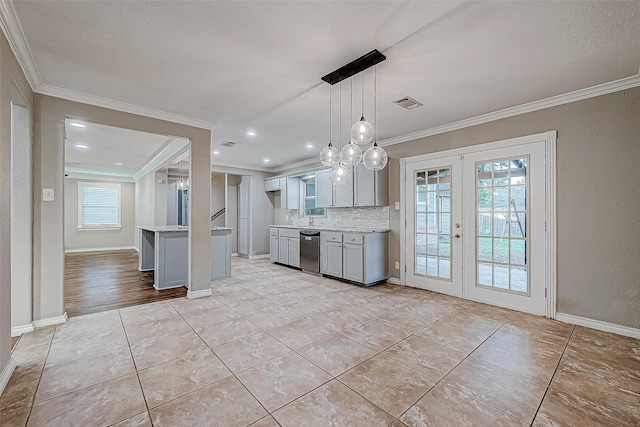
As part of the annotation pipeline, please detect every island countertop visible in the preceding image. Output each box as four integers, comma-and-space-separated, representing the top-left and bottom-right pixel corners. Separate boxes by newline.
269, 225, 390, 233
137, 225, 233, 232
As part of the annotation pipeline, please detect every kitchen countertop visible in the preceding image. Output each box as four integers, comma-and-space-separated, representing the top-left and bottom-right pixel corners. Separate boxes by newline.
138, 225, 233, 232
270, 225, 390, 233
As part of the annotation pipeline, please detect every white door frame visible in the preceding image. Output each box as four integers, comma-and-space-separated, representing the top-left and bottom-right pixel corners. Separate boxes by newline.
400, 130, 557, 318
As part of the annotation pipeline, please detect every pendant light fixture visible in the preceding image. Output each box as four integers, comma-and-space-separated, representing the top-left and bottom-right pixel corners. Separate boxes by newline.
340, 77, 362, 167
330, 81, 350, 185
351, 72, 374, 146
319, 85, 339, 167
363, 65, 388, 170
320, 49, 387, 174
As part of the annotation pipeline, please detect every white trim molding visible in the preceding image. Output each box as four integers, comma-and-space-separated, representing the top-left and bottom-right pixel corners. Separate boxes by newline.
0, 356, 16, 396
65, 246, 136, 254
187, 288, 213, 299
0, 0, 41, 89
249, 254, 270, 260
545, 132, 558, 319
556, 313, 640, 340
33, 313, 67, 329
132, 138, 190, 182
11, 323, 34, 337
387, 277, 401, 285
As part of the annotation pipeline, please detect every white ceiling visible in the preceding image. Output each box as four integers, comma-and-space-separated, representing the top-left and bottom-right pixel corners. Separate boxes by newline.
9, 1, 640, 171
64, 120, 180, 179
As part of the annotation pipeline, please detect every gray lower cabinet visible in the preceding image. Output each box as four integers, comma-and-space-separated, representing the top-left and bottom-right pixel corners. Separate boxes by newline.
323, 241, 344, 278
270, 227, 300, 268
321, 231, 388, 285
343, 243, 364, 283
270, 235, 279, 262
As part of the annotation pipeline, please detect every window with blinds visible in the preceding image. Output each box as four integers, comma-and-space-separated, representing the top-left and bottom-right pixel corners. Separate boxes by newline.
78, 182, 121, 229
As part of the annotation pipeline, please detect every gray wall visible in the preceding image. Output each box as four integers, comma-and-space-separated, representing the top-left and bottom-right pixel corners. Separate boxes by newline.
1, 30, 34, 389
11, 104, 32, 329
33, 93, 212, 322
64, 178, 136, 251
385, 87, 640, 329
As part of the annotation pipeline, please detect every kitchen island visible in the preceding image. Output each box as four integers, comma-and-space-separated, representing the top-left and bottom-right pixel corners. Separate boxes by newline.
138, 225, 232, 290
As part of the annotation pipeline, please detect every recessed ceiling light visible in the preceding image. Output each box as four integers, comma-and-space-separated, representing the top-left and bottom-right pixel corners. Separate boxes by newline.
306, 143, 314, 149
74, 143, 88, 149
263, 158, 270, 163
213, 151, 220, 155
247, 131, 256, 136
70, 122, 86, 128
115, 162, 123, 166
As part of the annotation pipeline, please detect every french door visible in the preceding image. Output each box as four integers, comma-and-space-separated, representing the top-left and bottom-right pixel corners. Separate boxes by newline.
404, 135, 552, 315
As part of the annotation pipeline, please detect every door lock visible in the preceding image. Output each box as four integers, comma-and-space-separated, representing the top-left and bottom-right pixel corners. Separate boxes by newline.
455, 223, 461, 228
454, 233, 461, 238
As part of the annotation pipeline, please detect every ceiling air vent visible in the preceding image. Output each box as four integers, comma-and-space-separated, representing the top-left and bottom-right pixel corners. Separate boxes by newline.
393, 96, 423, 110
220, 141, 235, 147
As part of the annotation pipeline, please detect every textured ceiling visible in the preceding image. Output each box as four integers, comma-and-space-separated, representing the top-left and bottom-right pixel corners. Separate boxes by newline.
64, 120, 177, 178
12, 1, 640, 171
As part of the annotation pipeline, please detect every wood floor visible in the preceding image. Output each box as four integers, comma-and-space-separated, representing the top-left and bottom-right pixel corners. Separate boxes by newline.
64, 250, 186, 318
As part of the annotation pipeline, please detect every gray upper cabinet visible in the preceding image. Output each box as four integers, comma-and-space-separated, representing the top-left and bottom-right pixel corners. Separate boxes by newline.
286, 177, 300, 210
264, 178, 280, 192
333, 176, 354, 207
315, 169, 333, 208
315, 165, 388, 208
354, 164, 389, 207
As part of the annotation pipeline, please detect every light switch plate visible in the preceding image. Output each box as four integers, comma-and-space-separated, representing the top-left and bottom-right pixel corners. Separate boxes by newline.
42, 188, 55, 202
395, 261, 400, 269
394, 201, 400, 210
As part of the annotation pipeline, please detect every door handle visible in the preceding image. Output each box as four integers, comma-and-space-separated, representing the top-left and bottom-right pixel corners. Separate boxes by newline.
454, 234, 461, 238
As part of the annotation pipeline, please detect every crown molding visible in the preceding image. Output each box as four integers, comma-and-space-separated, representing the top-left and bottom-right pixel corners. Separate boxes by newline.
378, 74, 640, 148
273, 156, 320, 173
38, 84, 215, 130
64, 170, 135, 183
0, 0, 41, 89
133, 138, 190, 182
211, 160, 274, 174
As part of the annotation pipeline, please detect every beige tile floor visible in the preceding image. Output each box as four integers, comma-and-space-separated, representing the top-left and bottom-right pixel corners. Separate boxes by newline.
2, 257, 639, 426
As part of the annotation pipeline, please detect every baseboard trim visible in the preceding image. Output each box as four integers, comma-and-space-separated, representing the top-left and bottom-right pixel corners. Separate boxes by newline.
249, 254, 270, 260
11, 323, 34, 337
33, 313, 67, 329
65, 246, 136, 253
387, 277, 401, 285
0, 356, 16, 396
556, 313, 640, 339
187, 288, 213, 299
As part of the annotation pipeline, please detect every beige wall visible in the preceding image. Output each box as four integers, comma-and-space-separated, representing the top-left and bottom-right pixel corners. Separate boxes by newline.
1, 30, 34, 387
386, 87, 640, 329
64, 178, 136, 251
33, 94, 212, 321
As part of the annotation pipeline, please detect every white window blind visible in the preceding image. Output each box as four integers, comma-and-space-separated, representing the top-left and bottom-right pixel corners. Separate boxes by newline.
78, 182, 121, 229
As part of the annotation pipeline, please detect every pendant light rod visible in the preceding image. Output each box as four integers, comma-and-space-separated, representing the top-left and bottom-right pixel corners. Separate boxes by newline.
321, 49, 386, 85
329, 84, 332, 143
339, 81, 342, 150
374, 64, 377, 142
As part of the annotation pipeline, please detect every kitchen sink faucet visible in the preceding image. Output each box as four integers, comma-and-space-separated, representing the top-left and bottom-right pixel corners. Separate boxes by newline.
304, 209, 314, 226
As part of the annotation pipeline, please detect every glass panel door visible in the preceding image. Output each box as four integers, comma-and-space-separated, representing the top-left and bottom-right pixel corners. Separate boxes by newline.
463, 142, 546, 314
405, 155, 462, 296
476, 157, 529, 294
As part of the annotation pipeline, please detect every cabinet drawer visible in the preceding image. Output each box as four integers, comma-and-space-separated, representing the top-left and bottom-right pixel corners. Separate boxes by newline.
279, 228, 300, 238
343, 233, 363, 245
322, 231, 343, 243
270, 228, 279, 236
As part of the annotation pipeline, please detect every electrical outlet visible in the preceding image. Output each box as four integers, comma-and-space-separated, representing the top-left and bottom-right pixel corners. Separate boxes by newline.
285, 214, 289, 221
394, 201, 400, 210
395, 261, 400, 270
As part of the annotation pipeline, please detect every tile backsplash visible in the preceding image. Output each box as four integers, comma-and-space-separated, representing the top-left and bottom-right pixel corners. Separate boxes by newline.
289, 206, 389, 229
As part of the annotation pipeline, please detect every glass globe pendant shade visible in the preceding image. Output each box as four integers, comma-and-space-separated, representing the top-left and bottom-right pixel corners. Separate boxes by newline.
329, 162, 351, 186
363, 142, 388, 170
350, 116, 374, 146
319, 142, 339, 167
340, 140, 362, 167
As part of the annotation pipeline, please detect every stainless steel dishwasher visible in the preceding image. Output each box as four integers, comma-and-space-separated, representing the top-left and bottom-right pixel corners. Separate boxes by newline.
299, 230, 321, 274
